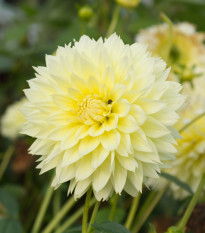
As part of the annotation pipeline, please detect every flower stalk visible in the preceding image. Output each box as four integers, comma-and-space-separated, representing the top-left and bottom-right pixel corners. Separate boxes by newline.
179, 112, 205, 133
109, 194, 119, 221
0, 145, 14, 182
31, 183, 54, 233
160, 13, 173, 63
42, 196, 76, 233
82, 188, 92, 233
55, 198, 95, 233
53, 190, 61, 233
178, 172, 205, 232
106, 5, 120, 36
87, 200, 100, 233
124, 193, 141, 230
132, 188, 165, 233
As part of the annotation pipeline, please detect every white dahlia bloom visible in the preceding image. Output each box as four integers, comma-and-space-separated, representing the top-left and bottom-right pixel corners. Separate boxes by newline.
1, 98, 26, 140
136, 23, 205, 83
159, 77, 205, 199
21, 34, 185, 201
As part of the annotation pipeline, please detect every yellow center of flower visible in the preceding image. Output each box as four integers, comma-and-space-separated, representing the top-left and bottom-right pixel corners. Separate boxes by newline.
77, 95, 111, 125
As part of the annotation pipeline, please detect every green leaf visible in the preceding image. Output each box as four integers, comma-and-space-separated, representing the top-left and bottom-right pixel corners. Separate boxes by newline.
92, 221, 131, 233
0, 189, 19, 219
2, 184, 26, 200
0, 218, 23, 233
159, 172, 194, 195
95, 208, 126, 224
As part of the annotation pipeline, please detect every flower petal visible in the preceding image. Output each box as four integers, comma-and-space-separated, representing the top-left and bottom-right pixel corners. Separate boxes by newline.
130, 104, 146, 126
74, 177, 91, 198
131, 128, 152, 152
91, 145, 110, 169
116, 133, 132, 156
101, 67, 115, 91
61, 127, 80, 150
111, 99, 131, 117
79, 136, 100, 157
136, 99, 166, 114
76, 154, 94, 180
112, 160, 127, 193
104, 113, 118, 131
62, 145, 80, 166
116, 155, 136, 172
58, 164, 76, 183
142, 116, 170, 138
94, 182, 113, 201
101, 129, 121, 151
52, 94, 76, 110
127, 162, 143, 192
118, 115, 138, 133
67, 88, 84, 101
47, 110, 70, 125
89, 123, 105, 136
92, 156, 112, 192
109, 84, 125, 101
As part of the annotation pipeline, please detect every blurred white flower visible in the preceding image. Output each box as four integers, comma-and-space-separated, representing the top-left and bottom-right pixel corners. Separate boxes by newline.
1, 98, 26, 140
27, 23, 42, 45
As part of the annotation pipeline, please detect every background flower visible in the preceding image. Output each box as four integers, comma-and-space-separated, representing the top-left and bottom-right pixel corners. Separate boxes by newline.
1, 97, 26, 140
136, 23, 205, 83
21, 34, 185, 201
149, 76, 205, 199
161, 77, 205, 199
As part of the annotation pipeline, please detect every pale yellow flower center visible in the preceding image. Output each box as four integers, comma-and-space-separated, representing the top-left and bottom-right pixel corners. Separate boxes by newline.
77, 95, 112, 125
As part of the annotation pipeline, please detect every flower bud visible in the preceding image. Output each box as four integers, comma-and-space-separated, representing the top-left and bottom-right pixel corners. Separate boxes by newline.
116, 0, 140, 8
78, 6, 93, 21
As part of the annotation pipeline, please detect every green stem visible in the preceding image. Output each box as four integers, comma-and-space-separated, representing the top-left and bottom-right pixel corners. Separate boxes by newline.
80, 21, 86, 36
179, 112, 205, 133
55, 198, 95, 233
109, 194, 119, 221
82, 188, 92, 233
125, 193, 141, 230
132, 188, 165, 233
53, 190, 61, 233
160, 13, 173, 63
0, 145, 14, 182
106, 5, 120, 37
178, 172, 205, 232
42, 196, 76, 233
87, 200, 100, 233
31, 184, 54, 233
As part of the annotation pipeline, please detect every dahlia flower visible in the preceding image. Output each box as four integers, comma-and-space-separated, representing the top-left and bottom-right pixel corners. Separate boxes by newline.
160, 77, 205, 199
136, 23, 205, 83
21, 34, 185, 201
1, 98, 26, 140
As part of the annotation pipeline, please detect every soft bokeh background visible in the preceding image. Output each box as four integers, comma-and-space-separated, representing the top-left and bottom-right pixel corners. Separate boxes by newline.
1, 0, 205, 232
